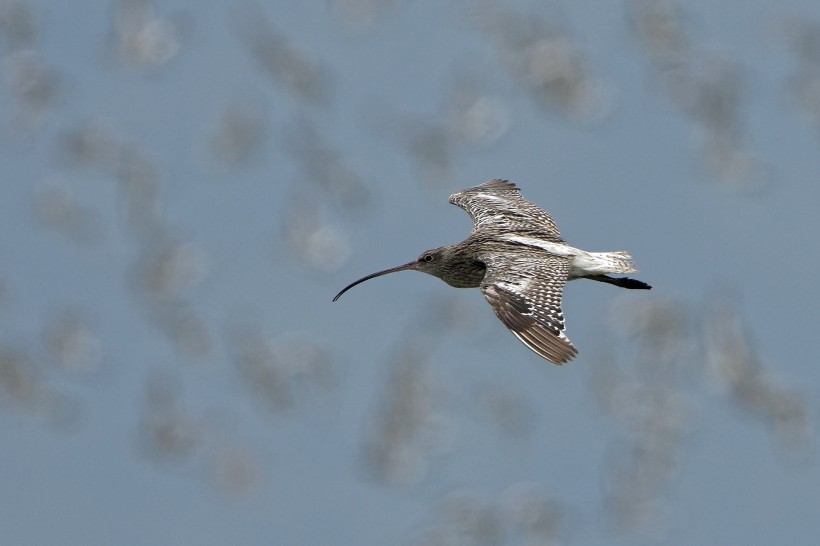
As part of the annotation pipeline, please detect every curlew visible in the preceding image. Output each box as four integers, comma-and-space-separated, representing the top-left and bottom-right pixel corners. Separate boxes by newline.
333, 179, 650, 364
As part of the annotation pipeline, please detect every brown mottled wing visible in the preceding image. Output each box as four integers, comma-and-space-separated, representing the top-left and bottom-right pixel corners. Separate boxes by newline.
449, 179, 564, 242
480, 253, 577, 365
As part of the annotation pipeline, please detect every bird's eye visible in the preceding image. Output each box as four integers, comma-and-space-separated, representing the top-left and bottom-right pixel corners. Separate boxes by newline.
424, 254, 433, 262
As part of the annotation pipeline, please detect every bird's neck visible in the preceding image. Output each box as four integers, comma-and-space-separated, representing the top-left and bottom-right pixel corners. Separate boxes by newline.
439, 244, 486, 288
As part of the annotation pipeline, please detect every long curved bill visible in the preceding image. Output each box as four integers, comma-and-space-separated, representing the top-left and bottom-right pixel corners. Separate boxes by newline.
332, 261, 417, 302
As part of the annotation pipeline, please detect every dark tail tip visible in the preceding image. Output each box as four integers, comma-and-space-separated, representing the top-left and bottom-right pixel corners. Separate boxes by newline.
618, 277, 652, 290
586, 275, 652, 290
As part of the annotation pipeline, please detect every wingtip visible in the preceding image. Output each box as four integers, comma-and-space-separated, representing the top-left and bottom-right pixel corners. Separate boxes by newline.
480, 179, 518, 192
513, 328, 578, 365
452, 179, 519, 198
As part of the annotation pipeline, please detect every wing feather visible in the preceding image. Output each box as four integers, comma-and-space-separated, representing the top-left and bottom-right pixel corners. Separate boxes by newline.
480, 254, 577, 365
449, 179, 563, 242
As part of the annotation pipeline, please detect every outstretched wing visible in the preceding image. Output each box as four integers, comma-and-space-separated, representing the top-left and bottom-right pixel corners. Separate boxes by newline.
449, 179, 563, 242
480, 253, 577, 365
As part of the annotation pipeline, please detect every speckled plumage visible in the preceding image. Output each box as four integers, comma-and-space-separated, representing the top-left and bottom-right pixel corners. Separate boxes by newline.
449, 178, 564, 243
334, 179, 651, 365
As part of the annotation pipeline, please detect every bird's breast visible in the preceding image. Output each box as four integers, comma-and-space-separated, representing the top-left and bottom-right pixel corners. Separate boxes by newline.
442, 260, 487, 288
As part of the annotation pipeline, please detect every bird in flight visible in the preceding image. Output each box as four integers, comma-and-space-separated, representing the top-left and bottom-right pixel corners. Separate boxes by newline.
333, 179, 650, 364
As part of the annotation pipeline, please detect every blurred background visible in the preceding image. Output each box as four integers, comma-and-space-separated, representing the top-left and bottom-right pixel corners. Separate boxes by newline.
2, 1, 819, 544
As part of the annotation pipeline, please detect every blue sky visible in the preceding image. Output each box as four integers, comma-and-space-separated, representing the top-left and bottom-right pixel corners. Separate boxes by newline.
2, 1, 819, 545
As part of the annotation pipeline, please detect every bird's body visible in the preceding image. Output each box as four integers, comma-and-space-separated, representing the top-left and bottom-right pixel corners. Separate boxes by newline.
333, 179, 651, 364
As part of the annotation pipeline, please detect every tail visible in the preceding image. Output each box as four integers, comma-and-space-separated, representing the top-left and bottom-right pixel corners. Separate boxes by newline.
589, 251, 636, 274
586, 274, 652, 290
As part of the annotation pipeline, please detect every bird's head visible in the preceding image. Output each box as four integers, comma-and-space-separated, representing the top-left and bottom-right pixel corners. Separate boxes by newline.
418, 246, 486, 288
412, 247, 448, 277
